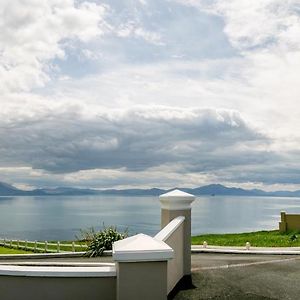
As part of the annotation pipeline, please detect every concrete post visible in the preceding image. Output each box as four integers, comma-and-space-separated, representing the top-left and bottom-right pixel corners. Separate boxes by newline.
279, 211, 287, 233
281, 211, 286, 222
159, 189, 195, 276
113, 233, 173, 300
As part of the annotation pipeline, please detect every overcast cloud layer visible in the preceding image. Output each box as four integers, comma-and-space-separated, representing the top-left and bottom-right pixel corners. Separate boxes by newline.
1, 0, 300, 191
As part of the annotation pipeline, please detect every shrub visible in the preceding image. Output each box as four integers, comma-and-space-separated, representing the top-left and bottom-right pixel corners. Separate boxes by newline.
290, 233, 298, 242
81, 225, 128, 257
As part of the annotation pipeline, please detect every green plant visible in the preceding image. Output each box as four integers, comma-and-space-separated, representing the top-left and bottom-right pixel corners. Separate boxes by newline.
83, 225, 128, 257
290, 233, 298, 242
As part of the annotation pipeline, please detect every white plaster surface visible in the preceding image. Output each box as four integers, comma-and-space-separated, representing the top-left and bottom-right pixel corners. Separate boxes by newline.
155, 216, 185, 242
113, 233, 173, 262
0, 264, 116, 277
159, 189, 195, 210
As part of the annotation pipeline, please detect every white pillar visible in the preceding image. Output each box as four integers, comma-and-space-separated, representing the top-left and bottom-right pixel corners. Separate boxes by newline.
113, 233, 173, 300
159, 189, 195, 276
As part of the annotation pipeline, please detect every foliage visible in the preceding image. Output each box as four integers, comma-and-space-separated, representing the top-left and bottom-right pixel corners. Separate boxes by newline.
290, 233, 298, 242
80, 225, 128, 257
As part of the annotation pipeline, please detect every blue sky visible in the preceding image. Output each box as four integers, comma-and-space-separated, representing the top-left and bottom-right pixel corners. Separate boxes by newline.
1, 0, 300, 191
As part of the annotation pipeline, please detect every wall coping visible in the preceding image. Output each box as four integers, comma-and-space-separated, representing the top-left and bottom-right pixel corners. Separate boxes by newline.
113, 233, 174, 262
159, 189, 195, 210
0, 251, 112, 260
155, 216, 185, 242
0, 263, 116, 277
282, 213, 300, 217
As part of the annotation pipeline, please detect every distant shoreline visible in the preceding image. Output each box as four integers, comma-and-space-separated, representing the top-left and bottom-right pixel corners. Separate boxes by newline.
1, 194, 300, 199
1, 182, 300, 197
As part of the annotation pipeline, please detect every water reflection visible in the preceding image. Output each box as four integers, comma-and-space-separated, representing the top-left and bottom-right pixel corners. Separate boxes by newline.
0, 195, 300, 240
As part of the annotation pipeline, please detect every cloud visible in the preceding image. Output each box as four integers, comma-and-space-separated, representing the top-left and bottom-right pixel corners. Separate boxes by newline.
0, 0, 106, 93
0, 165, 214, 190
175, 0, 300, 51
1, 0, 300, 190
0, 106, 268, 174
166, 0, 300, 141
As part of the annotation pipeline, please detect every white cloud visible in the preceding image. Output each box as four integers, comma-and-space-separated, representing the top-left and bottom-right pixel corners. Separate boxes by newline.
1, 0, 300, 190
0, 0, 106, 93
176, 0, 300, 50
116, 22, 163, 45
170, 0, 300, 140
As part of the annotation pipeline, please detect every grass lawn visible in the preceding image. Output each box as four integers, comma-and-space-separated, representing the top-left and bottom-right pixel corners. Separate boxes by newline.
0, 246, 32, 254
192, 230, 300, 247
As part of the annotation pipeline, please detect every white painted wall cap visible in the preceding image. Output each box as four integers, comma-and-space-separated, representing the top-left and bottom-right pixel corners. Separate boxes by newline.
113, 233, 174, 262
159, 189, 195, 210
155, 216, 185, 242
0, 265, 116, 277
159, 189, 195, 198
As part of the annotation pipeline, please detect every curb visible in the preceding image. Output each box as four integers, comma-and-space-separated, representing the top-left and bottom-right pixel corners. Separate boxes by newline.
191, 247, 300, 255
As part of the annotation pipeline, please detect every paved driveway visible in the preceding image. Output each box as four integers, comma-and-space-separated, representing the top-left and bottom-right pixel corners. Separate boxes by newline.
175, 253, 300, 300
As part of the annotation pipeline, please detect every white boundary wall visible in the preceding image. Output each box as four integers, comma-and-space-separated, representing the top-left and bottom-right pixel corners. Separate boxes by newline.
0, 190, 194, 300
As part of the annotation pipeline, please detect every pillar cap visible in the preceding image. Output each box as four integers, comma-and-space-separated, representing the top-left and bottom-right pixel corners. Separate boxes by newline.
113, 233, 174, 262
159, 189, 195, 210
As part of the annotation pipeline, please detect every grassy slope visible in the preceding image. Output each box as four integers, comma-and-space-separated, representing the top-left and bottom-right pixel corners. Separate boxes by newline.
0, 246, 32, 254
191, 230, 300, 247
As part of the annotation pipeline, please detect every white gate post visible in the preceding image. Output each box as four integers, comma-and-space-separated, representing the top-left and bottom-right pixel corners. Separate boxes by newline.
113, 234, 173, 300
159, 189, 195, 276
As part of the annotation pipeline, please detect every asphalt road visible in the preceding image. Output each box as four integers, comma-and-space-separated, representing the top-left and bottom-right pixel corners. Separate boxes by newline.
175, 253, 300, 300
2, 253, 300, 299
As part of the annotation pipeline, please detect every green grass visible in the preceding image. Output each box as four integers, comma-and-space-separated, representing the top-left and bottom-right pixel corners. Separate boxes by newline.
192, 230, 300, 247
4, 230, 300, 253
0, 246, 32, 254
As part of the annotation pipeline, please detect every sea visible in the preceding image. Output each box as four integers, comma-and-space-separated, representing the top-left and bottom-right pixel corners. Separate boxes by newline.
1, 195, 300, 241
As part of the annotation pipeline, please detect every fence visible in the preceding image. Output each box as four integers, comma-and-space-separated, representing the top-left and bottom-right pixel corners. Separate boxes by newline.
0, 238, 88, 253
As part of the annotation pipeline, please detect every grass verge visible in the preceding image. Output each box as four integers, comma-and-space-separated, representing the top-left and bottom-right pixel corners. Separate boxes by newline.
192, 230, 300, 247
0, 246, 32, 254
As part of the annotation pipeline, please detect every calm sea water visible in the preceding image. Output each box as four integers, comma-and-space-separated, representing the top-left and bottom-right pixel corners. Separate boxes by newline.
1, 195, 300, 241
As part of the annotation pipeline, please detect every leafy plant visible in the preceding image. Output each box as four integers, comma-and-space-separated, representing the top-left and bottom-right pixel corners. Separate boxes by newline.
80, 225, 128, 257
290, 233, 298, 242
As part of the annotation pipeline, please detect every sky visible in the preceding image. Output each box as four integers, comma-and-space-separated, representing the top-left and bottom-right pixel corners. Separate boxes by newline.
1, 0, 300, 191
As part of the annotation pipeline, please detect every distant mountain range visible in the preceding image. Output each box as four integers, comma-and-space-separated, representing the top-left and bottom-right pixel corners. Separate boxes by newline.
1, 181, 300, 197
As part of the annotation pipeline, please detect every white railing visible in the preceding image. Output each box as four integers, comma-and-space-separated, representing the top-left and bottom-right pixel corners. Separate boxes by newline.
0, 238, 88, 253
